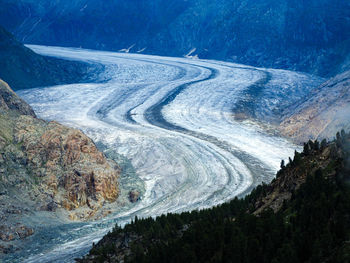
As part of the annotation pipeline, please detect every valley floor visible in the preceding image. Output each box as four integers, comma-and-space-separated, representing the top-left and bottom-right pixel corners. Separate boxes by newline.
6, 45, 322, 262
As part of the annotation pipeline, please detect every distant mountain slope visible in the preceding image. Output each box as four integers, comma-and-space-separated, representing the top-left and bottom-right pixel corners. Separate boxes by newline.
229, 67, 350, 143
0, 25, 101, 90
280, 70, 350, 143
0, 0, 349, 76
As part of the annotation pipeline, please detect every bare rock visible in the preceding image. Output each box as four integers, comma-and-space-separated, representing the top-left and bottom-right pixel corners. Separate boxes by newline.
0, 80, 121, 222
0, 244, 14, 254
15, 225, 34, 239
40, 201, 58, 212
0, 79, 36, 117
253, 141, 342, 215
12, 117, 120, 215
280, 70, 350, 143
0, 225, 33, 241
128, 190, 141, 203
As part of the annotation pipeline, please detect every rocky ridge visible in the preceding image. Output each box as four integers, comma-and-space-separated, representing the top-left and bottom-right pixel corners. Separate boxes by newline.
0, 80, 120, 253
252, 136, 346, 214
0, 79, 36, 116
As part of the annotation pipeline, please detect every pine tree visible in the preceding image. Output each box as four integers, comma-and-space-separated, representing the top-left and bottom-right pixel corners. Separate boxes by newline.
314, 140, 320, 151
320, 139, 327, 151
293, 150, 302, 165
280, 159, 285, 169
303, 142, 310, 155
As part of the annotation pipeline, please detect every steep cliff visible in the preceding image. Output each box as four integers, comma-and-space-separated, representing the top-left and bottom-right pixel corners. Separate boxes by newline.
0, 80, 120, 252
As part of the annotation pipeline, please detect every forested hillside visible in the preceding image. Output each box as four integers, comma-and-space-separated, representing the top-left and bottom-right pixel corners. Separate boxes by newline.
78, 131, 350, 263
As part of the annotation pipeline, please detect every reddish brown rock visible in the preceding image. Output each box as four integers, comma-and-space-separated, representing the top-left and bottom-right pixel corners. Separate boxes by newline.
0, 80, 121, 222
12, 117, 120, 214
0, 225, 33, 241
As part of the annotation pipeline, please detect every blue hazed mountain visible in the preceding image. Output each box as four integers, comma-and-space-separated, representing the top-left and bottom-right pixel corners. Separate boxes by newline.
0, 0, 349, 76
0, 25, 102, 90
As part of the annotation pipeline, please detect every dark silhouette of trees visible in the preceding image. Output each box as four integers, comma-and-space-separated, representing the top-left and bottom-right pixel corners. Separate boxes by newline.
86, 131, 350, 263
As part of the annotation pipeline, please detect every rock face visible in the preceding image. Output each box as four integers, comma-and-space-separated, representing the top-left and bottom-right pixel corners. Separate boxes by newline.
128, 190, 140, 203
12, 116, 120, 212
253, 140, 343, 214
280, 70, 350, 144
0, 79, 120, 237
0, 80, 36, 116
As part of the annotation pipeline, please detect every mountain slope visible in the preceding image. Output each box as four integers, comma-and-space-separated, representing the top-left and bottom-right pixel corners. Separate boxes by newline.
0, 25, 101, 90
280, 70, 350, 143
0, 0, 349, 76
78, 131, 350, 263
0, 80, 120, 253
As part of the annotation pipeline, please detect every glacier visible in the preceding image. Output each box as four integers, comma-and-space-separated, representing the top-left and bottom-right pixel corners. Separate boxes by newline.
9, 45, 321, 263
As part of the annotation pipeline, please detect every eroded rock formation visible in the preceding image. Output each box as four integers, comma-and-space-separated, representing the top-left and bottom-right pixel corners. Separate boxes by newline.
11, 116, 120, 212
0, 79, 120, 251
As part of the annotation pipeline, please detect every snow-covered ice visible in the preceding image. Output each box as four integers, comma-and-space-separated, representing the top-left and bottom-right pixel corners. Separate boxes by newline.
13, 45, 320, 263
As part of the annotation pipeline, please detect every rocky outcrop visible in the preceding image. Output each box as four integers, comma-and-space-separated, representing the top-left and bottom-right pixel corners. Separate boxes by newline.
253, 136, 346, 215
128, 190, 141, 203
11, 116, 120, 213
0, 225, 34, 242
0, 79, 120, 251
280, 70, 350, 144
0, 80, 35, 116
